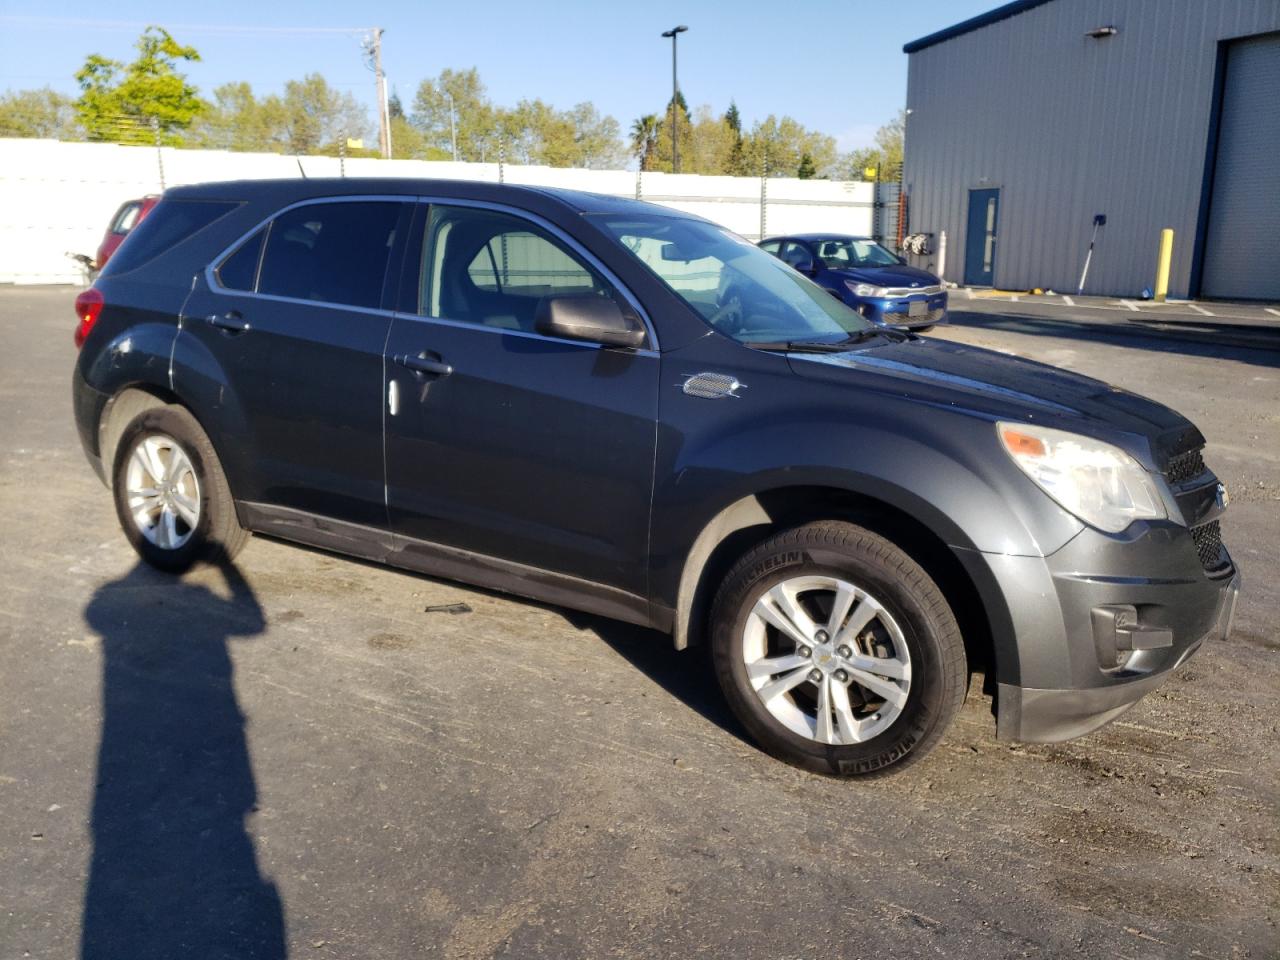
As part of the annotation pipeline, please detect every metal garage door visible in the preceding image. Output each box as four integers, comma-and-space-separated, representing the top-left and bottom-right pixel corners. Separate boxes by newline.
1201, 32, 1280, 301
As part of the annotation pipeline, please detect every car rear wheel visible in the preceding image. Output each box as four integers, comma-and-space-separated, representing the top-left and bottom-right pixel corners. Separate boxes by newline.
111, 406, 248, 572
710, 521, 966, 777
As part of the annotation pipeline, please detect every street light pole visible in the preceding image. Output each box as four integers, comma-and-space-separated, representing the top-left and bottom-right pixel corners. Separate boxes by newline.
661, 25, 688, 174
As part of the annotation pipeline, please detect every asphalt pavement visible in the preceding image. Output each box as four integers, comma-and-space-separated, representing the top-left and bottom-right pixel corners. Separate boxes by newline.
2, 286, 1277, 959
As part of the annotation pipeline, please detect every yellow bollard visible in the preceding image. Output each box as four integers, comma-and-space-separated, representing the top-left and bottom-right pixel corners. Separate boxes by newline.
1154, 228, 1174, 302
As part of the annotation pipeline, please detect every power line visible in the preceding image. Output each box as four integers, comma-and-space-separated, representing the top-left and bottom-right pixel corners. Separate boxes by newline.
0, 16, 368, 37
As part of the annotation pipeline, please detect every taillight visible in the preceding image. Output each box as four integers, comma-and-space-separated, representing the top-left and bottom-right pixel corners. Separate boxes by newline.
74, 287, 104, 348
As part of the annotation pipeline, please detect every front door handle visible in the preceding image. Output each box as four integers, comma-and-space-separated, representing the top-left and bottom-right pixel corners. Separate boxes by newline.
395, 353, 453, 377
206, 311, 250, 334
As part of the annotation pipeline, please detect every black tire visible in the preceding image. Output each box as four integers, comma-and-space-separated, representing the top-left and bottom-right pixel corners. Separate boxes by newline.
111, 405, 249, 573
710, 521, 966, 777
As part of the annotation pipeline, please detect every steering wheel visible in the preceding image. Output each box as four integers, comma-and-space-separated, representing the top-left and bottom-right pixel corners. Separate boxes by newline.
707, 282, 745, 334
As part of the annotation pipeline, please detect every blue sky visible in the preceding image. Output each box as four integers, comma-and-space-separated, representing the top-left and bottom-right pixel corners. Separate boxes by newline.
0, 0, 994, 150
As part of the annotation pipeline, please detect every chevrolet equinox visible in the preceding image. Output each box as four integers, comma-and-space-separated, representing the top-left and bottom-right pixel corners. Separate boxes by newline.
72, 180, 1240, 776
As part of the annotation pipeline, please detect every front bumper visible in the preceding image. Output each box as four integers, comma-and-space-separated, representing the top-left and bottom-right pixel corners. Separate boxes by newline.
997, 571, 1238, 741
857, 291, 948, 328
955, 519, 1240, 744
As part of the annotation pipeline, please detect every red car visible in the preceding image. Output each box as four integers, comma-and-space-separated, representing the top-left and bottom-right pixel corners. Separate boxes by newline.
95, 195, 160, 269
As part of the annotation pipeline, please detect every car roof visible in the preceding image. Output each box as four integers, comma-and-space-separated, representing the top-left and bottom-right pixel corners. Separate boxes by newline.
165, 178, 705, 221
763, 233, 876, 243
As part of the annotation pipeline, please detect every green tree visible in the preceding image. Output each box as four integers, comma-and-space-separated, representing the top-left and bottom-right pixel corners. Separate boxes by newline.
797, 152, 816, 180
191, 82, 276, 151
723, 100, 747, 175
74, 26, 204, 144
564, 102, 624, 169
650, 102, 692, 173
411, 68, 498, 161
742, 115, 837, 178
268, 73, 369, 155
686, 104, 736, 175
0, 87, 80, 139
838, 110, 905, 181
630, 114, 661, 170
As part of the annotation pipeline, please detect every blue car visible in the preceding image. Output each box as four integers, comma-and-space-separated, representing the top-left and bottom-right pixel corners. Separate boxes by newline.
759, 233, 948, 330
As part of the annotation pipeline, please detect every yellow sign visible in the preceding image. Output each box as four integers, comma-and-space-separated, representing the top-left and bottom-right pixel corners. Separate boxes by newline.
346, 138, 364, 149
864, 166, 878, 180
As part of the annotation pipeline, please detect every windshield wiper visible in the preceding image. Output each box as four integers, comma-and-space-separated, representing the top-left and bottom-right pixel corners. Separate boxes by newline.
744, 329, 883, 353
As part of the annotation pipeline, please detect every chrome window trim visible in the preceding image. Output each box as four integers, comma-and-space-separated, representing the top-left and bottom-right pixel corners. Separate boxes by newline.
203, 192, 660, 351
390, 311, 659, 359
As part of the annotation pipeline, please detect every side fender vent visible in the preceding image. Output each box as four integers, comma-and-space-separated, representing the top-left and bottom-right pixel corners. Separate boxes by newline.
682, 372, 745, 400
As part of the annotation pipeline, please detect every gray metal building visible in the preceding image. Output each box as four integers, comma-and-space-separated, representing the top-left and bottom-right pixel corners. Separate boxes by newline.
901, 0, 1280, 300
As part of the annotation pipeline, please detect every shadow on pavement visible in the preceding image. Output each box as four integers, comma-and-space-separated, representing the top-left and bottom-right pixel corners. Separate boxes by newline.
948, 308, 1280, 369
80, 562, 286, 960
571, 614, 752, 748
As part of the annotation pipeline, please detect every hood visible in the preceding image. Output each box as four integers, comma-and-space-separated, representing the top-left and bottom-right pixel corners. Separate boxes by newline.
786, 336, 1199, 467
827, 263, 939, 289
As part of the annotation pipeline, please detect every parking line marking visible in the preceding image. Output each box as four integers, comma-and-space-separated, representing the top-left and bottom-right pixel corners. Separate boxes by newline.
1010, 294, 1019, 302
1266, 308, 1280, 318
966, 288, 975, 299
1188, 304, 1214, 316
1119, 299, 1140, 311
1062, 295, 1074, 306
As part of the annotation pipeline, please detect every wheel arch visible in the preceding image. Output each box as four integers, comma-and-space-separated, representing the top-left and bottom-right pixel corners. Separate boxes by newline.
98, 384, 182, 490
672, 484, 1016, 690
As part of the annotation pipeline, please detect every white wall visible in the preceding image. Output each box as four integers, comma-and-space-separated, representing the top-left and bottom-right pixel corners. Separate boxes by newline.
0, 138, 875, 284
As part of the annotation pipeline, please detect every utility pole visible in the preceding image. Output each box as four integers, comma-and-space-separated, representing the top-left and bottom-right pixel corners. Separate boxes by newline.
661, 25, 688, 174
446, 92, 458, 161
365, 27, 391, 159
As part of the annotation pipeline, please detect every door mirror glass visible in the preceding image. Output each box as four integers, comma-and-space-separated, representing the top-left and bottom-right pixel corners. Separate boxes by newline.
535, 295, 644, 348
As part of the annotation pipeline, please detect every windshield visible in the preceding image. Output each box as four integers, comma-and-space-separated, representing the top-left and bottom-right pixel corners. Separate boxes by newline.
593, 214, 872, 344
811, 238, 902, 269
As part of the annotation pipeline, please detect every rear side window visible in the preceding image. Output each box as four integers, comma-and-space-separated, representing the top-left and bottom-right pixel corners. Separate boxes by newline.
110, 201, 143, 235
216, 230, 264, 292
101, 199, 238, 277
256, 201, 401, 310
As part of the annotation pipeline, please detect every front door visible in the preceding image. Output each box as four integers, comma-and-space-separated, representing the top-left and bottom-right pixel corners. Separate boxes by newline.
964, 188, 1000, 286
179, 199, 409, 527
382, 202, 659, 599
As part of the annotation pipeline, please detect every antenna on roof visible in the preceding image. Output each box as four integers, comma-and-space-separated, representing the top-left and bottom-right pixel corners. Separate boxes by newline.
296, 156, 308, 179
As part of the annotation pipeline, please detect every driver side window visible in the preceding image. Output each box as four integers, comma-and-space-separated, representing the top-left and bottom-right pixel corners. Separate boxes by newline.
420, 205, 614, 333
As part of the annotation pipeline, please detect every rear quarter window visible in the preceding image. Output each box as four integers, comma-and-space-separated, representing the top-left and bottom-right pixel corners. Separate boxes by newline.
100, 199, 239, 277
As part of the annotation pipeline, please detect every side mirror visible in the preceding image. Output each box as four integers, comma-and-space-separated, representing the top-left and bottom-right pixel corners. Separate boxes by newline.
535, 295, 645, 349
790, 256, 818, 276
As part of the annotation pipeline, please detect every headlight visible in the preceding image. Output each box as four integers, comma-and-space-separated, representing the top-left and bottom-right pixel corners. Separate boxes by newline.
845, 280, 889, 298
997, 422, 1166, 533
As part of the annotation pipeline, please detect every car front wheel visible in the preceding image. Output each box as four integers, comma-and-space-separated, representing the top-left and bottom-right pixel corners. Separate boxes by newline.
710, 521, 966, 777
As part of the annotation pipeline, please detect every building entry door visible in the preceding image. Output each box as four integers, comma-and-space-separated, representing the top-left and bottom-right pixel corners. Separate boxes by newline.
965, 188, 1000, 286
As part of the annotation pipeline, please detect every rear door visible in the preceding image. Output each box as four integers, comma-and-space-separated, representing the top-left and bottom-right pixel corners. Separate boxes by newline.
382, 201, 660, 599
179, 197, 410, 528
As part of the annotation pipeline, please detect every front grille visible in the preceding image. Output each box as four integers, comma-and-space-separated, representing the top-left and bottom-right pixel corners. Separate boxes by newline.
1164, 448, 1206, 486
1192, 520, 1226, 571
889, 308, 945, 325
885, 284, 943, 297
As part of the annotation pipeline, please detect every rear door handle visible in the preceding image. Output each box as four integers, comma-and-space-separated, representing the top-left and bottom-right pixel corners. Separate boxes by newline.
395, 353, 453, 377
206, 311, 250, 334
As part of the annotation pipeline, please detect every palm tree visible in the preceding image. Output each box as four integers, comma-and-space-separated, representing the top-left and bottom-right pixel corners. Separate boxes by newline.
630, 114, 660, 171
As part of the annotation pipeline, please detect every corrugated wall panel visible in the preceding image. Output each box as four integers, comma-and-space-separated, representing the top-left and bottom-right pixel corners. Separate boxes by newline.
902, 0, 1280, 297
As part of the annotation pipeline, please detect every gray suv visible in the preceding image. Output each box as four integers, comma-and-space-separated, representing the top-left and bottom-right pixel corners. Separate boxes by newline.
72, 179, 1240, 776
